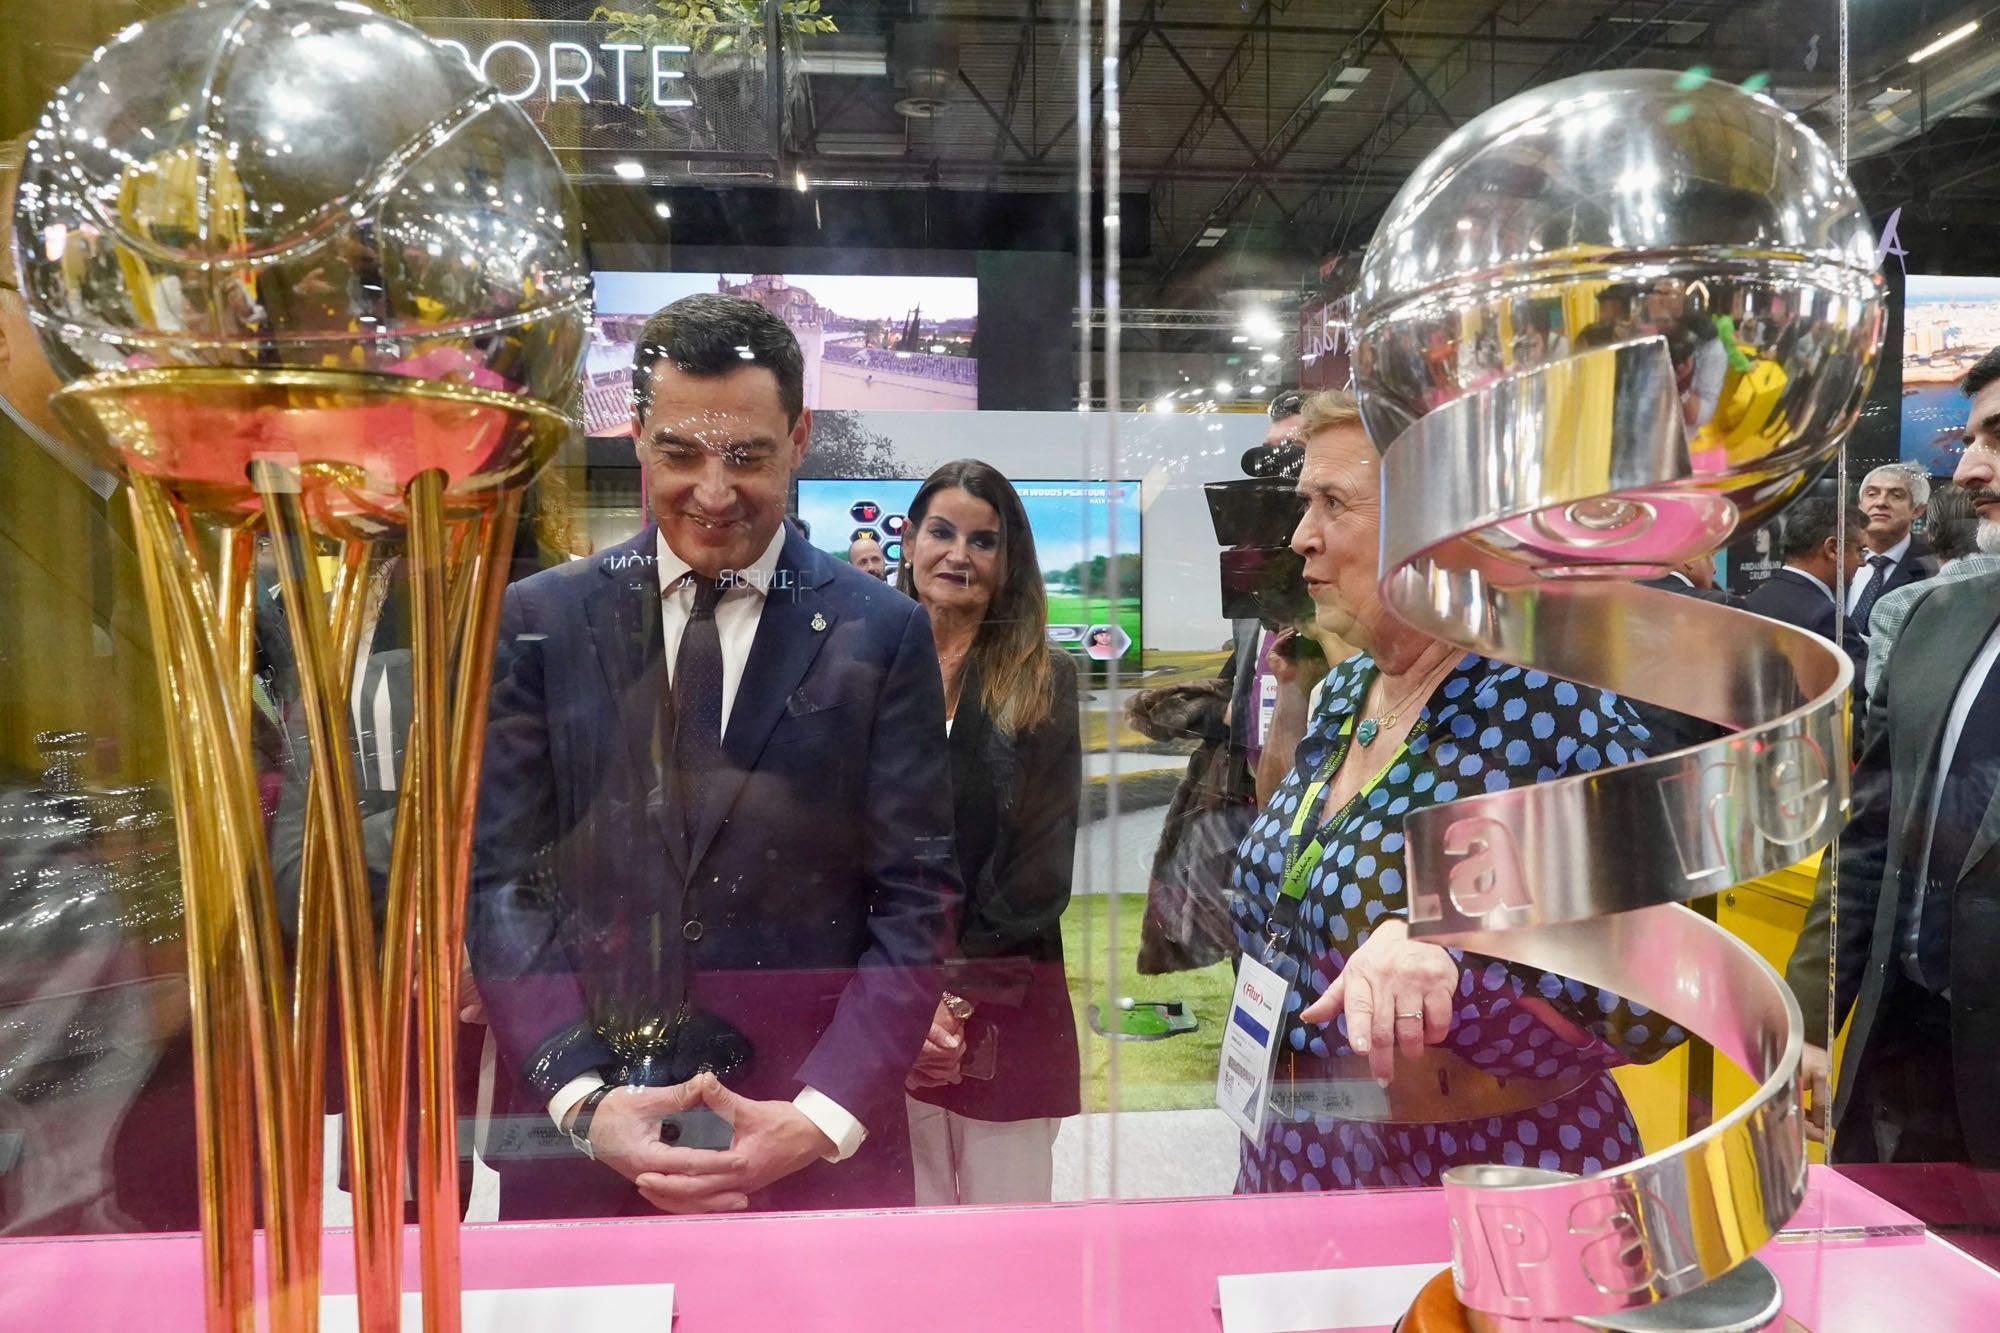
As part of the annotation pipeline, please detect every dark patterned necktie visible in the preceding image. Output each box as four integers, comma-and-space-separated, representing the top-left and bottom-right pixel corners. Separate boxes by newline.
1853, 553, 1893, 631
672, 573, 727, 841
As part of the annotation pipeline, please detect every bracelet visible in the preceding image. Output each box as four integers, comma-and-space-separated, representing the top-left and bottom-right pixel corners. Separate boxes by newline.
566, 1083, 616, 1160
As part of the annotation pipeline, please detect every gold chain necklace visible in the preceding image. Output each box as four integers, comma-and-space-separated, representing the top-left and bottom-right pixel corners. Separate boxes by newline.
1355, 655, 1455, 746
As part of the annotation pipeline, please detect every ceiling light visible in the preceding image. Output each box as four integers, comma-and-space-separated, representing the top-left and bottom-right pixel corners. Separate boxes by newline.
1195, 237, 1220, 248
1214, 380, 1234, 396
1261, 352, 1280, 364
1320, 87, 1356, 104
1151, 396, 1175, 414
654, 202, 672, 219
1231, 333, 1250, 343
1911, 21, 1978, 64
794, 168, 810, 192
1249, 384, 1268, 395
1203, 226, 1229, 239
613, 160, 645, 180
1336, 67, 1371, 84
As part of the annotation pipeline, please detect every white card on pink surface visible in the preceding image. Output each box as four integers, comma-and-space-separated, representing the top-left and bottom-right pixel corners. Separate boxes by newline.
1216, 1264, 1441, 1333
320, 1283, 673, 1331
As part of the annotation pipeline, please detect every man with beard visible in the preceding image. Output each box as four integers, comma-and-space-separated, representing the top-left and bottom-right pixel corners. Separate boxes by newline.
1787, 347, 2000, 1174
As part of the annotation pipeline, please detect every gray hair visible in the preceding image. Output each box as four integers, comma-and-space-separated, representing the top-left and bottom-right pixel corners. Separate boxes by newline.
1862, 463, 1930, 511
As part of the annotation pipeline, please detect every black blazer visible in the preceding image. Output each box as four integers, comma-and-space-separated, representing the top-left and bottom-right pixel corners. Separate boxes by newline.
469, 526, 962, 1213
912, 653, 1083, 1122
1742, 567, 1865, 675
1869, 533, 1939, 604
1637, 573, 1736, 607
1625, 577, 1737, 755
1785, 571, 2000, 1165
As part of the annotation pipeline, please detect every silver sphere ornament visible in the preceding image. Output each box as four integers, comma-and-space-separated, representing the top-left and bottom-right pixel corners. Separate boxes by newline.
1353, 69, 1883, 574
11, 0, 591, 527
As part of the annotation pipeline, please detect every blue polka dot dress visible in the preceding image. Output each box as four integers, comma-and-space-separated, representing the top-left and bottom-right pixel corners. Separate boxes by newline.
1230, 653, 1687, 1195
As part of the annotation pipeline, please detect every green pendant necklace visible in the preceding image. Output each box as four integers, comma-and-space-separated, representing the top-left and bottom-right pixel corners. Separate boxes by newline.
1354, 657, 1454, 746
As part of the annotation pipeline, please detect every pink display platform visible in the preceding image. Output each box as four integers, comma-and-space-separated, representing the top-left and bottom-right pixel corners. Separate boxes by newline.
0, 1167, 1992, 1331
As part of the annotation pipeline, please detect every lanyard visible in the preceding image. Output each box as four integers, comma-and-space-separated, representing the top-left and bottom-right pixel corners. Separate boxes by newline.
1278, 713, 1428, 905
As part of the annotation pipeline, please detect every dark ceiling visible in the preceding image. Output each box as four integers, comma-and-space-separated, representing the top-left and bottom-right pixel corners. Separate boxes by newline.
4, 0, 1999, 310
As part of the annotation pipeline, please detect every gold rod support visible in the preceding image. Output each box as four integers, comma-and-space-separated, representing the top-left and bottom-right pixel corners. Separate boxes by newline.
136, 477, 309, 1333
406, 473, 459, 1333
129, 495, 255, 1333
253, 463, 397, 1333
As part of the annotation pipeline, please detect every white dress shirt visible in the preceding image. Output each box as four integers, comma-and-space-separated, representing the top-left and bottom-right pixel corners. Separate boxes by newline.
1847, 533, 1912, 613
547, 524, 866, 1165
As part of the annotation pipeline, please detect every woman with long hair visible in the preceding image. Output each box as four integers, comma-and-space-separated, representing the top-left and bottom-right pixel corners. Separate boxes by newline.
896, 460, 1082, 1204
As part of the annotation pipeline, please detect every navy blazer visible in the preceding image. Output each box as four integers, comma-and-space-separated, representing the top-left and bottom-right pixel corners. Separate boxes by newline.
469, 525, 962, 1212
1742, 567, 1866, 675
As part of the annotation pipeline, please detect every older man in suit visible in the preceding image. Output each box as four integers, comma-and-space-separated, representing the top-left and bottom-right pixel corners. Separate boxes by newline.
1786, 347, 2000, 1169
1847, 465, 1938, 629
469, 294, 960, 1217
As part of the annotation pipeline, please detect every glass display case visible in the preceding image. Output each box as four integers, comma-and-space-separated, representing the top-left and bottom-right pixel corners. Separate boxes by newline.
2, 1, 1998, 1330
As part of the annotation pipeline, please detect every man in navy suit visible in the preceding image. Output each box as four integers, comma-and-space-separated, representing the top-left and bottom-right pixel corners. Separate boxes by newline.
1742, 496, 1867, 676
469, 294, 961, 1217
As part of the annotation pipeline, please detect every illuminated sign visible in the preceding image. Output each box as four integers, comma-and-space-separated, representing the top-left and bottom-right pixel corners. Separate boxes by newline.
433, 35, 694, 107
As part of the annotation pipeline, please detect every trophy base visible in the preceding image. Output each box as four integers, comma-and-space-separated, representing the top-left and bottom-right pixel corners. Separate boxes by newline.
1397, 1260, 1790, 1333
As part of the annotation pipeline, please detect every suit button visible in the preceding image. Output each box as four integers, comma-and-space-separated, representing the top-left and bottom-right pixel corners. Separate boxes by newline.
682, 920, 703, 942
660, 1120, 682, 1144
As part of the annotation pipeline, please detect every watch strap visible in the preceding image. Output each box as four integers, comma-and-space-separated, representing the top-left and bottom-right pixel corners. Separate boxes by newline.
567, 1082, 616, 1159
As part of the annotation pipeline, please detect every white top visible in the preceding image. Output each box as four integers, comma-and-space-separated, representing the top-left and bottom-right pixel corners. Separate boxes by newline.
545, 524, 865, 1164
1847, 533, 1912, 613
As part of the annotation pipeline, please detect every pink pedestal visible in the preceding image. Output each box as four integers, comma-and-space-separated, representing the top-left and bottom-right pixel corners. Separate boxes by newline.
0, 1168, 1991, 1331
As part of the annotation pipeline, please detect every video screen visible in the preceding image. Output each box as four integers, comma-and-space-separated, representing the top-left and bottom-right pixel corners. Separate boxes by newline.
795, 478, 1143, 668
585, 271, 979, 434
1901, 273, 2000, 473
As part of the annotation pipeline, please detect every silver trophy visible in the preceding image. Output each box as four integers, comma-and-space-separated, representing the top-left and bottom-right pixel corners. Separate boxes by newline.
1354, 71, 1882, 1331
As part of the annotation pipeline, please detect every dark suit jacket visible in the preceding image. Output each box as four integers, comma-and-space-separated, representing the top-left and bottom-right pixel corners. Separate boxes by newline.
468, 525, 962, 1213
911, 653, 1083, 1122
1626, 577, 1736, 755
1869, 532, 1939, 605
1742, 567, 1866, 675
1784, 571, 2000, 1166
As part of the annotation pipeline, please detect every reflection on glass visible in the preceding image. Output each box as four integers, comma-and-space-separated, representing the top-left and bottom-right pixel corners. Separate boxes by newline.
469, 293, 961, 1217
894, 460, 1081, 1206
1229, 391, 1685, 1195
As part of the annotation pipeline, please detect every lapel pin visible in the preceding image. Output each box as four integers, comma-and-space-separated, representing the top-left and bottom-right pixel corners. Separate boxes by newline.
810, 612, 828, 632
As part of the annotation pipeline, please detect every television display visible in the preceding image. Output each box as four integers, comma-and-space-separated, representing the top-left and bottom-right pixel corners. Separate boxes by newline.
1900, 273, 2000, 472
795, 478, 1142, 668
585, 271, 979, 434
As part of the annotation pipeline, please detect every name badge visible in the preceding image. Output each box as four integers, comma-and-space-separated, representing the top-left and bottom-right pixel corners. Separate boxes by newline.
1216, 953, 1289, 1140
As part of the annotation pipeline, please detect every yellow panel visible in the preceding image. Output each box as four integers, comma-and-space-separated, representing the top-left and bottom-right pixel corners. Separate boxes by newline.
1613, 853, 1836, 1162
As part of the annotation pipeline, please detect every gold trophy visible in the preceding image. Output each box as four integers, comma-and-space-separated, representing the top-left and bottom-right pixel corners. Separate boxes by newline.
11, 3, 592, 1330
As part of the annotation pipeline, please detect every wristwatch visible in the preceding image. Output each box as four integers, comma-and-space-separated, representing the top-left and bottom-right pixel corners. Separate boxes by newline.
567, 1083, 616, 1160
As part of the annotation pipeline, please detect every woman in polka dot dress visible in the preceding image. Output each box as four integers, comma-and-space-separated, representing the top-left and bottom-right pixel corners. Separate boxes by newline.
1228, 389, 1686, 1197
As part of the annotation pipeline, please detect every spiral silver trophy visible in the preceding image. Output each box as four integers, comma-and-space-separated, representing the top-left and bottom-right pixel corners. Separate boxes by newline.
11, 2, 591, 1330
1353, 72, 1882, 1331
